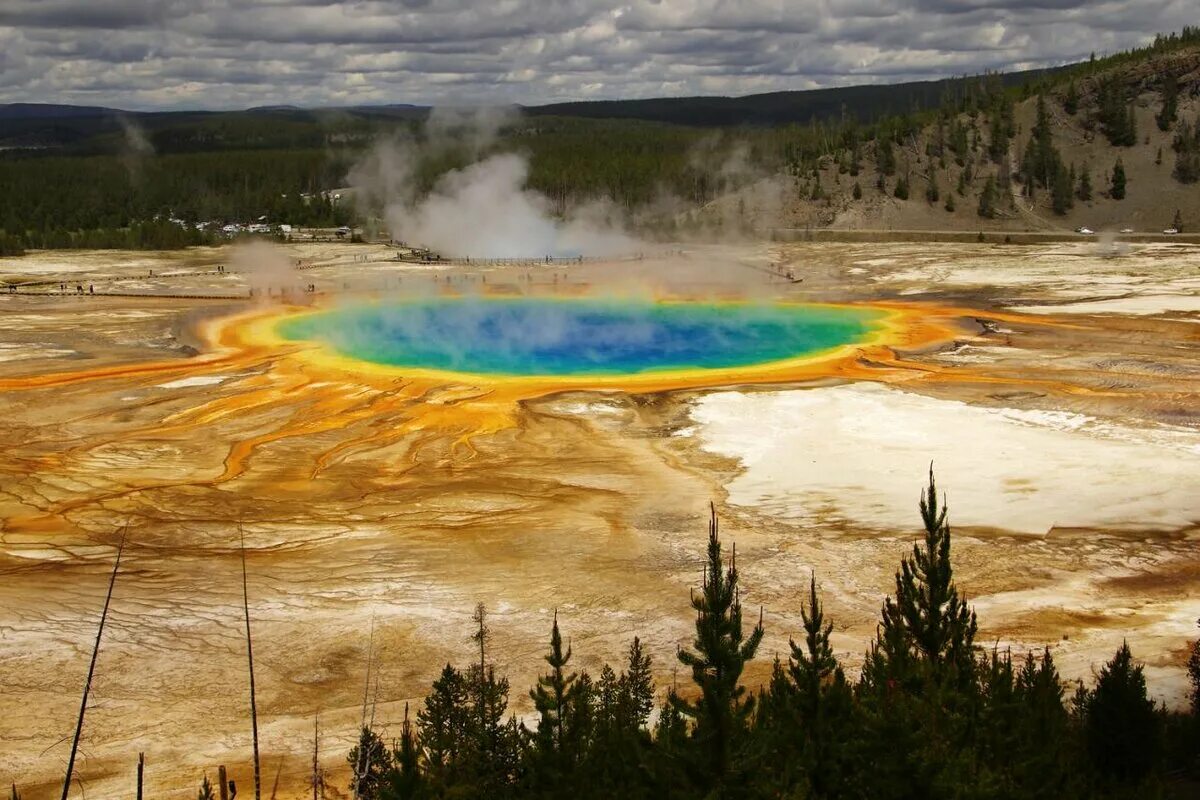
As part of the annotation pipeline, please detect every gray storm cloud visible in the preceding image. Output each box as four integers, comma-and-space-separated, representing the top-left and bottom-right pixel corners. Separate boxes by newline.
0, 1, 1192, 109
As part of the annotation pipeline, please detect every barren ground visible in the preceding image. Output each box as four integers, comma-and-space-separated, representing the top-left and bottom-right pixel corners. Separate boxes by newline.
0, 240, 1197, 799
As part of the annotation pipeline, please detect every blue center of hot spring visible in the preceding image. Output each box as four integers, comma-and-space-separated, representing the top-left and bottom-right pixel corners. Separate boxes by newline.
276, 298, 883, 377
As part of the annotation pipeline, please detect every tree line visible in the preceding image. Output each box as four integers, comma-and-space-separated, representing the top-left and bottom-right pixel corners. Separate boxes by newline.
333, 471, 1200, 800
2, 28, 1198, 253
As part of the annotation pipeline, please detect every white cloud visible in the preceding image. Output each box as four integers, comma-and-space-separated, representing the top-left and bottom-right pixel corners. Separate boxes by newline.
0, 1, 1191, 110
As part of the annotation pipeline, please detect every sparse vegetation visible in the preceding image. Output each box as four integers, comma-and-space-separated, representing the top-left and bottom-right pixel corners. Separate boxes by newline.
305, 471, 1200, 800
1111, 157, 1127, 200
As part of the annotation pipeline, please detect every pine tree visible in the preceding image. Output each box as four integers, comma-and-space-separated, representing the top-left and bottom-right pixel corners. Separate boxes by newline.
198, 774, 216, 800
417, 664, 471, 783
1157, 73, 1179, 130
1080, 641, 1161, 787
1111, 157, 1127, 199
1012, 648, 1071, 796
348, 727, 392, 800
1187, 617, 1200, 716
790, 574, 838, 712
876, 137, 896, 176
1077, 163, 1092, 201
530, 611, 578, 759
671, 504, 765, 795
786, 574, 855, 798
944, 192, 956, 212
886, 467, 977, 675
1063, 81, 1079, 115
619, 637, 655, 731
893, 175, 909, 200
852, 181, 862, 200
385, 704, 424, 800
978, 175, 997, 218
1052, 163, 1074, 215
1172, 209, 1184, 232
856, 469, 979, 799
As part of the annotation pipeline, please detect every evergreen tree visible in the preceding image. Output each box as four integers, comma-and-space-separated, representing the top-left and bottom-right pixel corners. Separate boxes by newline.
950, 119, 968, 165
925, 168, 940, 204
1052, 162, 1074, 215
348, 727, 393, 800
530, 611, 578, 756
852, 181, 862, 200
1012, 648, 1071, 797
1174, 120, 1200, 183
1173, 209, 1184, 233
944, 192, 956, 212
1187, 617, 1200, 716
876, 137, 896, 176
671, 504, 765, 797
1157, 73, 1179, 130
1097, 79, 1137, 146
527, 612, 591, 793
978, 175, 998, 218
1063, 81, 1079, 115
198, 774, 215, 800
620, 637, 656, 731
1111, 157, 1127, 199
786, 574, 856, 798
1077, 162, 1092, 201
871, 467, 978, 681
1079, 641, 1161, 788
417, 664, 471, 785
383, 704, 425, 800
857, 469, 979, 799
893, 175, 910, 200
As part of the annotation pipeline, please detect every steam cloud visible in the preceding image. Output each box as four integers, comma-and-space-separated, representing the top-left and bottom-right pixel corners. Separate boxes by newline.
347, 107, 637, 259
118, 116, 155, 180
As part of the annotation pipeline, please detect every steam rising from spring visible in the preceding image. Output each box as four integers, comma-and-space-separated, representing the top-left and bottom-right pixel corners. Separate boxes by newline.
347, 107, 637, 258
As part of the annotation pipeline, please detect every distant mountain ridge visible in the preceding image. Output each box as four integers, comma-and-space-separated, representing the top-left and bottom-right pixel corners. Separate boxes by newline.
0, 102, 125, 119
0, 66, 1065, 130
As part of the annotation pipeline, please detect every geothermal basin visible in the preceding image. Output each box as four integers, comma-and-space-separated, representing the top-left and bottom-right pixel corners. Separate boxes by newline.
0, 240, 1198, 800
274, 297, 886, 376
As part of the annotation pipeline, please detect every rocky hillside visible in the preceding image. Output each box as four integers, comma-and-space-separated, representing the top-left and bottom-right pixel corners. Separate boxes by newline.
721, 43, 1200, 235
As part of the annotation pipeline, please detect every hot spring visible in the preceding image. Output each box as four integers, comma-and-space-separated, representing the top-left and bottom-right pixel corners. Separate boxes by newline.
274, 297, 886, 377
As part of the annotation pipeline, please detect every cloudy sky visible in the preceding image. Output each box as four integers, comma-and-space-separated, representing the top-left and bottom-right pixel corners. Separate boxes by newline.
0, 1, 1192, 111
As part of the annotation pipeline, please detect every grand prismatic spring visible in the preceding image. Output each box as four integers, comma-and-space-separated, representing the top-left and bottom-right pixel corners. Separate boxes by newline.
274, 297, 887, 376
1, 241, 1198, 799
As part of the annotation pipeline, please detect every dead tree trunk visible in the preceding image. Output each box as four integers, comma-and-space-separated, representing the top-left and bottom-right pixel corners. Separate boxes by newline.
60, 529, 126, 800
240, 527, 261, 800
311, 716, 321, 800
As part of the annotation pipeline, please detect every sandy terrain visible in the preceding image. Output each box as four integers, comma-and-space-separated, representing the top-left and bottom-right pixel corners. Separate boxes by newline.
0, 240, 1197, 799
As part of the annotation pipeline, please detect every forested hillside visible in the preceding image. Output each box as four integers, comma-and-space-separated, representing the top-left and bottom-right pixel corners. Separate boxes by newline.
761, 27, 1200, 234
1, 28, 1197, 255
